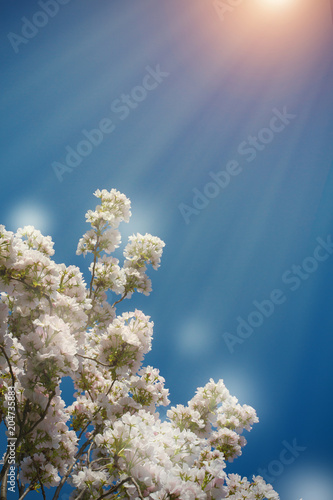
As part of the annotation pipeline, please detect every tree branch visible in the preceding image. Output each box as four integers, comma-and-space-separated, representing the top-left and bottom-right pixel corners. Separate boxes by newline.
0, 346, 15, 389
18, 485, 35, 500
130, 476, 145, 500
76, 354, 111, 368
111, 292, 127, 308
0, 345, 22, 427
89, 236, 100, 299
75, 486, 89, 500
51, 432, 96, 500
22, 390, 55, 437
96, 476, 132, 500
0, 464, 8, 500
11, 277, 53, 315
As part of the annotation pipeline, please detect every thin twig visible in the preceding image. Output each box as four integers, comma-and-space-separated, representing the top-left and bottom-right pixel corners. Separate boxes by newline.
89, 236, 100, 299
74, 486, 89, 500
24, 391, 55, 436
130, 476, 145, 500
111, 292, 127, 308
106, 378, 116, 397
76, 354, 111, 368
0, 345, 16, 388
11, 277, 53, 315
96, 476, 132, 500
39, 478, 46, 500
51, 433, 96, 500
0, 345, 22, 428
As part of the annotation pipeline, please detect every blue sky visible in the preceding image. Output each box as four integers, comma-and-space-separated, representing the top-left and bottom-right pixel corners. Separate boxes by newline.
1, 0, 333, 498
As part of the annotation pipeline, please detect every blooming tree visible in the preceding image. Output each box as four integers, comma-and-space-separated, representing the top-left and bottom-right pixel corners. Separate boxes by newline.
0, 188, 281, 499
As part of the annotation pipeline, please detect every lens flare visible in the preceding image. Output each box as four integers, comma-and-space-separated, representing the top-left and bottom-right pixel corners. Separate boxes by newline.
278, 464, 333, 500
7, 203, 53, 234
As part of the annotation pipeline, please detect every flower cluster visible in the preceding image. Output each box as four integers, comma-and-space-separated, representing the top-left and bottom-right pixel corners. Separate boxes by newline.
0, 189, 282, 500
225, 474, 279, 499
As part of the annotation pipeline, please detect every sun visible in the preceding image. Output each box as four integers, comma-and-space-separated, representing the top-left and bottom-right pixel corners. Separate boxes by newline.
257, 0, 297, 7
254, 0, 301, 16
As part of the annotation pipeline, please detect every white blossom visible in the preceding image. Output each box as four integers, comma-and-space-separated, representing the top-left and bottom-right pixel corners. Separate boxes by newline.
0, 188, 285, 500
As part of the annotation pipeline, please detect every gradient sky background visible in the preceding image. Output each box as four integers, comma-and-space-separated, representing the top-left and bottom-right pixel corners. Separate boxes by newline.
1, 0, 333, 498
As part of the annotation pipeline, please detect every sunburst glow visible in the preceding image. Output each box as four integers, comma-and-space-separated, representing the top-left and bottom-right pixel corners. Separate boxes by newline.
257, 0, 297, 8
